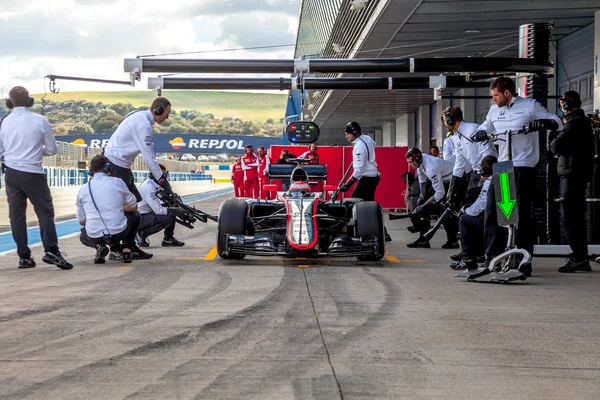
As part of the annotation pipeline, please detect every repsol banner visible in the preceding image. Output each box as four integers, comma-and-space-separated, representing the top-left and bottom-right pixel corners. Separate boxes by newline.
57, 134, 282, 154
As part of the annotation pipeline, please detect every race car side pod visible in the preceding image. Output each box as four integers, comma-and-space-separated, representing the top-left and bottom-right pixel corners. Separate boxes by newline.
331, 163, 354, 202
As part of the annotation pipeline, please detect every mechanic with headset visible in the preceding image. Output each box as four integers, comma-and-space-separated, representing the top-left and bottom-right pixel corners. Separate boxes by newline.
0, 86, 73, 270
241, 144, 260, 199
450, 155, 497, 271
549, 91, 594, 273
231, 156, 245, 197
442, 131, 457, 164
471, 76, 563, 272
405, 147, 458, 249
136, 164, 186, 249
76, 155, 141, 264
104, 97, 173, 202
340, 121, 392, 242
256, 146, 271, 200
443, 106, 497, 211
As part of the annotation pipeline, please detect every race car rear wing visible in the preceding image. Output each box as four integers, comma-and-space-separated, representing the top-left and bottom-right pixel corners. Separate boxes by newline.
268, 164, 327, 180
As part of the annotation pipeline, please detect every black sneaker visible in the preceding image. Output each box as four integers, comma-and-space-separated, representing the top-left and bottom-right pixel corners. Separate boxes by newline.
18, 257, 36, 269
407, 226, 419, 233
407, 239, 430, 248
94, 245, 109, 264
109, 250, 123, 261
162, 237, 185, 247
42, 252, 73, 270
122, 251, 133, 263
132, 246, 153, 260
137, 233, 150, 248
476, 255, 485, 263
442, 241, 460, 249
450, 252, 464, 262
451, 260, 478, 271
558, 259, 591, 273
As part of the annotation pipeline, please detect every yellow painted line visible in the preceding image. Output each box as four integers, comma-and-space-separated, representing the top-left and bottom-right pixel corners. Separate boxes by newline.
385, 256, 400, 262
119, 267, 131, 271
386, 258, 427, 263
203, 247, 218, 261
298, 265, 310, 268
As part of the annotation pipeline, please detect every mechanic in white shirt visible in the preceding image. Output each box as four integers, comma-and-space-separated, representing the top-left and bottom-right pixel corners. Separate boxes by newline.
442, 132, 457, 164
470, 76, 563, 272
136, 164, 186, 248
451, 155, 497, 272
0, 86, 72, 270
442, 106, 497, 209
104, 97, 173, 201
77, 155, 140, 264
340, 121, 391, 242
405, 147, 458, 249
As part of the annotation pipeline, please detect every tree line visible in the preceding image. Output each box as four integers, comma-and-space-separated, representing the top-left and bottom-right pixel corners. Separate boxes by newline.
0, 99, 284, 137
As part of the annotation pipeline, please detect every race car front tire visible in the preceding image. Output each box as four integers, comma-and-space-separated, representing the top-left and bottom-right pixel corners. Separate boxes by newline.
353, 201, 385, 261
217, 198, 247, 259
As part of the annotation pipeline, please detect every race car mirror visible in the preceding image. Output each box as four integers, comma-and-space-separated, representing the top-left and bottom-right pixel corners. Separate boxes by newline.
286, 121, 320, 144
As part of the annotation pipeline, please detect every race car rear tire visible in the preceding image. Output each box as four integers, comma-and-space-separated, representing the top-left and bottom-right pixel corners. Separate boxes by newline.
217, 198, 247, 259
353, 201, 385, 261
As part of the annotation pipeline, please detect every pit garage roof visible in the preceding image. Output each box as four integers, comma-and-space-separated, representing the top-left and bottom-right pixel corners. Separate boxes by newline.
305, 0, 599, 140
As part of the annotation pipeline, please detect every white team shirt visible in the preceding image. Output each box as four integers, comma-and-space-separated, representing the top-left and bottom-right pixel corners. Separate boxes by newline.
465, 177, 491, 216
351, 135, 379, 179
76, 173, 137, 238
453, 121, 498, 178
138, 178, 168, 216
443, 135, 456, 164
104, 110, 163, 180
476, 96, 563, 167
0, 107, 57, 174
417, 154, 454, 202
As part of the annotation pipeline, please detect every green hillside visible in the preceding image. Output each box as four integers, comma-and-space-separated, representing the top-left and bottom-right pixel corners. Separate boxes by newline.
31, 91, 288, 122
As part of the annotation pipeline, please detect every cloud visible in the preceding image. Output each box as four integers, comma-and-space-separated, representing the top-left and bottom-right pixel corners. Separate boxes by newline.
216, 14, 297, 49
185, 0, 300, 17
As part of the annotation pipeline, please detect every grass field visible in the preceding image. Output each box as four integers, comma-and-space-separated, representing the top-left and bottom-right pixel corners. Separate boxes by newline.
32, 91, 288, 122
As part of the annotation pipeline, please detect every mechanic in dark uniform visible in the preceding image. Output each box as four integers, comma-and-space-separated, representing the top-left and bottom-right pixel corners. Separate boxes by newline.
471, 76, 563, 272
104, 97, 173, 260
339, 121, 392, 242
0, 86, 73, 270
550, 91, 594, 273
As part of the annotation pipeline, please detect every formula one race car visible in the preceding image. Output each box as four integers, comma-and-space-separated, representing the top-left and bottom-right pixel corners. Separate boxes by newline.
216, 163, 386, 261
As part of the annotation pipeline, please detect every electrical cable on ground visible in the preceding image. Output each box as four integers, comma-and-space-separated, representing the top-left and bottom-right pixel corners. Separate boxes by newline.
302, 269, 344, 400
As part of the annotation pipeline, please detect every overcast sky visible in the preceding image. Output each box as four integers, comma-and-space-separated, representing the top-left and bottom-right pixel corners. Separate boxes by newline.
0, 0, 301, 95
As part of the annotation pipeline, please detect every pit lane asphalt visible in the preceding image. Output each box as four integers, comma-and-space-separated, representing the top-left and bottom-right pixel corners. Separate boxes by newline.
1, 192, 600, 399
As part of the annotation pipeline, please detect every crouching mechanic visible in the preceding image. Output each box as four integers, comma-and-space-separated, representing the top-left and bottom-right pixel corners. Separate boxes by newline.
339, 121, 392, 242
136, 164, 186, 248
451, 155, 497, 271
77, 155, 141, 264
405, 147, 458, 249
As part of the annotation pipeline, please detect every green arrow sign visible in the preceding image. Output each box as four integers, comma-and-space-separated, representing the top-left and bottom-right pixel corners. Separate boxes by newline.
497, 172, 516, 219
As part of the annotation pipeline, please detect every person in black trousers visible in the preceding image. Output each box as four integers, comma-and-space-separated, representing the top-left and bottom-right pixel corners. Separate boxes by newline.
550, 91, 594, 272
0, 86, 72, 270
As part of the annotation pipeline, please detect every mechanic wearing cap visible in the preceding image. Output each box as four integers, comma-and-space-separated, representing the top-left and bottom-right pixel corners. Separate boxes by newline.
442, 132, 457, 164
549, 91, 594, 273
0, 86, 73, 270
136, 164, 186, 249
241, 145, 260, 199
471, 76, 563, 272
77, 155, 141, 264
405, 147, 458, 249
257, 146, 271, 200
231, 157, 245, 197
451, 155, 497, 271
340, 121, 392, 242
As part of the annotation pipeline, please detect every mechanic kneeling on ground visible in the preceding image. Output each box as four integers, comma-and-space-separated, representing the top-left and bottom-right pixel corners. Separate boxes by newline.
136, 164, 186, 248
471, 76, 563, 273
339, 121, 392, 243
451, 155, 497, 271
77, 155, 141, 264
549, 91, 594, 273
405, 147, 458, 249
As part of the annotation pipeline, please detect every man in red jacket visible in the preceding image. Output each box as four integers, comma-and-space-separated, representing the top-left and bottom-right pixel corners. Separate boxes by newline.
257, 146, 271, 199
241, 145, 260, 199
299, 143, 323, 193
231, 157, 245, 197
